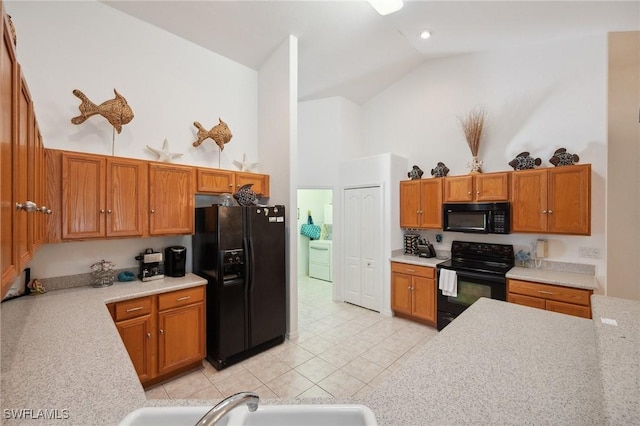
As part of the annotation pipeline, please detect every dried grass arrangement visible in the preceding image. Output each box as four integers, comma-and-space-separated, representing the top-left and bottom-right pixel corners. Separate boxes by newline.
458, 107, 487, 173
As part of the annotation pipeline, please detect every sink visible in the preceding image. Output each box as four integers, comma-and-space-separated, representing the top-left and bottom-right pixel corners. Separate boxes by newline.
119, 404, 377, 426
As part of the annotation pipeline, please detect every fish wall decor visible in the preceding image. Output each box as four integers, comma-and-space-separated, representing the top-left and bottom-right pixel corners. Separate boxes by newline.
71, 89, 134, 134
192, 118, 233, 151
549, 148, 579, 167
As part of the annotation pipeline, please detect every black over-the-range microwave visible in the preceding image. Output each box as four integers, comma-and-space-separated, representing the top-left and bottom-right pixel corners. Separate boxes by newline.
442, 202, 510, 234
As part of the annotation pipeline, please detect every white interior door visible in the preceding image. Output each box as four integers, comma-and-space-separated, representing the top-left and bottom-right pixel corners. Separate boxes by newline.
360, 187, 381, 311
344, 189, 362, 305
343, 186, 382, 311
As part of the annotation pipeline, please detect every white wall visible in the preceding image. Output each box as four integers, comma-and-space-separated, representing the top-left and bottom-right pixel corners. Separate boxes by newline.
362, 35, 608, 293
258, 35, 298, 339
5, 1, 261, 279
298, 96, 364, 188
7, 1, 258, 169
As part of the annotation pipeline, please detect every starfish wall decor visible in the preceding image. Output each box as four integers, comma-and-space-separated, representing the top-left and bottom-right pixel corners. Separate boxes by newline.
146, 139, 183, 163
233, 153, 258, 172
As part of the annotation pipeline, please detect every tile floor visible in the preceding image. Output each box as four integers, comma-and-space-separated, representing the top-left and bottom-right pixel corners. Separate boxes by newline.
145, 276, 438, 401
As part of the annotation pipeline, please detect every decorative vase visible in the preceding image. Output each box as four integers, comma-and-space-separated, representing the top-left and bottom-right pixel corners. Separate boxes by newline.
467, 156, 483, 174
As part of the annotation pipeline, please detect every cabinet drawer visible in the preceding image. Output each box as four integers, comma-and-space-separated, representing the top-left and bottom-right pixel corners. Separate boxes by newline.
114, 296, 152, 321
391, 262, 435, 278
158, 286, 205, 311
546, 300, 591, 319
507, 292, 546, 310
508, 279, 591, 306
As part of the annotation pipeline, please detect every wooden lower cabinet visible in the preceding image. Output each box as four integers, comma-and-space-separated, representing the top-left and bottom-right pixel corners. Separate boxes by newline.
157, 288, 206, 375
108, 286, 206, 387
507, 279, 592, 319
391, 262, 436, 324
115, 313, 154, 383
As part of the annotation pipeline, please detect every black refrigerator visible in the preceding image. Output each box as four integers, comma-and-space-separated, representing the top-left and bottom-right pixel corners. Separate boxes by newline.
192, 205, 286, 370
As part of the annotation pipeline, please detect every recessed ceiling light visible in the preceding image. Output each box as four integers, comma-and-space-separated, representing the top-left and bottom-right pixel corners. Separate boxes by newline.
368, 0, 404, 16
420, 30, 432, 40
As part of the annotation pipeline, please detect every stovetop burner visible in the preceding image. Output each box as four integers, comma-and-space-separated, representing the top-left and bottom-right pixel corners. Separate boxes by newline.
437, 241, 515, 275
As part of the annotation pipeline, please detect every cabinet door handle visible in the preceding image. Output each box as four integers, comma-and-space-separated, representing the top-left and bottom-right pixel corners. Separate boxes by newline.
147, 333, 151, 338
407, 286, 411, 290
107, 209, 112, 214
538, 290, 554, 295
100, 209, 105, 214
126, 306, 143, 313
16, 201, 37, 212
150, 209, 155, 214
160, 329, 164, 334
467, 191, 471, 195
542, 210, 547, 214
548, 210, 553, 214
176, 296, 191, 302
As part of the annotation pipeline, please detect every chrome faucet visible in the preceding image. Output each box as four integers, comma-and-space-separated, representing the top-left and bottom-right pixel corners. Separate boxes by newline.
194, 391, 260, 426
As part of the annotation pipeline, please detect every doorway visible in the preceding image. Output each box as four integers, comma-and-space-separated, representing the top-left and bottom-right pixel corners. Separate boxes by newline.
297, 189, 334, 303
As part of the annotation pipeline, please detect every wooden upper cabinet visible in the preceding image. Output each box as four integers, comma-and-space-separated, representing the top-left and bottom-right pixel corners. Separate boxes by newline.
547, 165, 590, 234
511, 164, 590, 235
196, 168, 270, 197
443, 175, 473, 202
62, 152, 106, 239
148, 163, 194, 236
511, 169, 548, 233
419, 178, 443, 228
15, 71, 34, 269
106, 158, 147, 238
1, 9, 18, 294
443, 172, 510, 202
400, 179, 443, 229
236, 172, 270, 197
475, 172, 510, 201
30, 122, 46, 250
197, 168, 235, 193
399, 180, 421, 228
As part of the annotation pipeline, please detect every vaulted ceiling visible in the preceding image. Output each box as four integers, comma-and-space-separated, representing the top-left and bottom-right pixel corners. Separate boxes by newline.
103, 1, 639, 104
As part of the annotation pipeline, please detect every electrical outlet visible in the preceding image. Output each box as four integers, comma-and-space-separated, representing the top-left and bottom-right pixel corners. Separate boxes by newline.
579, 247, 601, 258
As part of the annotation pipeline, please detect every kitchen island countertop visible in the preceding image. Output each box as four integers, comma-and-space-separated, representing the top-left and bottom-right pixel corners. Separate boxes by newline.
2, 273, 637, 425
359, 298, 605, 424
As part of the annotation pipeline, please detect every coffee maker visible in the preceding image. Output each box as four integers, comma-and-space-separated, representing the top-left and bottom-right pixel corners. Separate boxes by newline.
165, 246, 186, 277
135, 248, 164, 281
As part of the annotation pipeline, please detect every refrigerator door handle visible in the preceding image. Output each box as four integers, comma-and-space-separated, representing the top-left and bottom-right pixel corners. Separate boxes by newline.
244, 235, 253, 349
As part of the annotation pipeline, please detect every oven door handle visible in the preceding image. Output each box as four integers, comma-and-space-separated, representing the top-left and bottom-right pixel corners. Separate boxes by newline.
439, 268, 506, 284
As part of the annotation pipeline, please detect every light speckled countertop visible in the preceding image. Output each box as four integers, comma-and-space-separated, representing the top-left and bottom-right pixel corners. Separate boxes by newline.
389, 254, 448, 268
2, 272, 636, 425
391, 256, 597, 291
1, 274, 206, 425
591, 295, 640, 424
507, 266, 597, 290
359, 298, 605, 424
